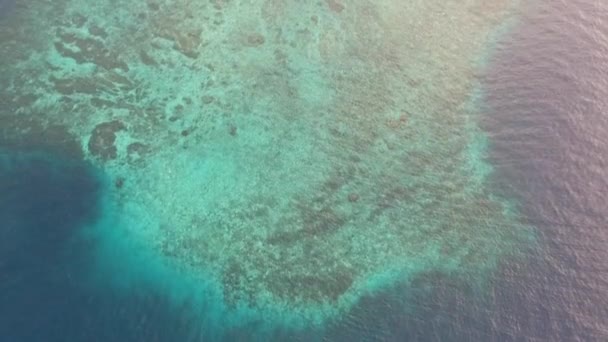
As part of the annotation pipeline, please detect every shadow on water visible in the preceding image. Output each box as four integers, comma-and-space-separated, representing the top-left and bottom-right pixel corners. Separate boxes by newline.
0, 151, 203, 342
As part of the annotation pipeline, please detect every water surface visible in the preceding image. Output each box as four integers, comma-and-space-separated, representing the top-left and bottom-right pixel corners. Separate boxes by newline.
0, 0, 607, 341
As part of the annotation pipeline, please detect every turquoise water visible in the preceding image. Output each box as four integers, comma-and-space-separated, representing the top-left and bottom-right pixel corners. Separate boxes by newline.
0, 150, 528, 340
2, 0, 533, 337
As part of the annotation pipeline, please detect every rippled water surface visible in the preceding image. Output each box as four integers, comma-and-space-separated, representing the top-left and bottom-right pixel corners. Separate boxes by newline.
1, 0, 607, 341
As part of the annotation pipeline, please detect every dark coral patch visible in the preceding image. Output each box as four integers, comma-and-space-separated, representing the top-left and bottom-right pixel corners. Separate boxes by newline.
325, 0, 345, 13
228, 124, 237, 136
127, 142, 149, 155
87, 24, 108, 39
88, 120, 126, 161
126, 142, 151, 165
201, 95, 215, 104
114, 176, 125, 189
267, 269, 355, 303
54, 31, 129, 72
267, 204, 346, 245
245, 33, 265, 47
221, 261, 256, 307
90, 97, 116, 109
51, 76, 101, 95
147, 2, 160, 11
138, 50, 158, 66
71, 13, 88, 28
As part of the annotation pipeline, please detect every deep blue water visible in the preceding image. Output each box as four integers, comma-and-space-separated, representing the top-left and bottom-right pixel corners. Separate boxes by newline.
0, 152, 202, 342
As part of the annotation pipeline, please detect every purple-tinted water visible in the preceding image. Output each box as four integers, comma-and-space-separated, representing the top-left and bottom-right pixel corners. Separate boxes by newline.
484, 0, 608, 211
481, 0, 608, 340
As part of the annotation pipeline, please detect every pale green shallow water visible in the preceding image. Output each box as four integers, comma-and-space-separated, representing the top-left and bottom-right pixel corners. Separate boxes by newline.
1, 0, 534, 331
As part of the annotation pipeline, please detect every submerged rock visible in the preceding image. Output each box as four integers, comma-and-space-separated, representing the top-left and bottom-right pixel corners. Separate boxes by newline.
88, 120, 126, 161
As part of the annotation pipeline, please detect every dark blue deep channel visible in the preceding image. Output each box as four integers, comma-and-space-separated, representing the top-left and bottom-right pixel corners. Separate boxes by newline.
0, 151, 197, 342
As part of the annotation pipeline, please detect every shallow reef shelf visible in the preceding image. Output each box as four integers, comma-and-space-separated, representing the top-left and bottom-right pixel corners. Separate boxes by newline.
1, 0, 534, 332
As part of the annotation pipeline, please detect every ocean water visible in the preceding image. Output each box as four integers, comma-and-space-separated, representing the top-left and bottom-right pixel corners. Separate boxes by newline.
0, 0, 607, 341
0, 0, 14, 19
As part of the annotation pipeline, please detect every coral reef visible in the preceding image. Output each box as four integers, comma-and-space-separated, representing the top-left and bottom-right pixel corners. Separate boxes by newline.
0, 0, 531, 326
88, 120, 125, 161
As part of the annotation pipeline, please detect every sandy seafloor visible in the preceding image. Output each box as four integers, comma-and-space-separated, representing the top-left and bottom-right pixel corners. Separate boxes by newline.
2, 0, 606, 341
